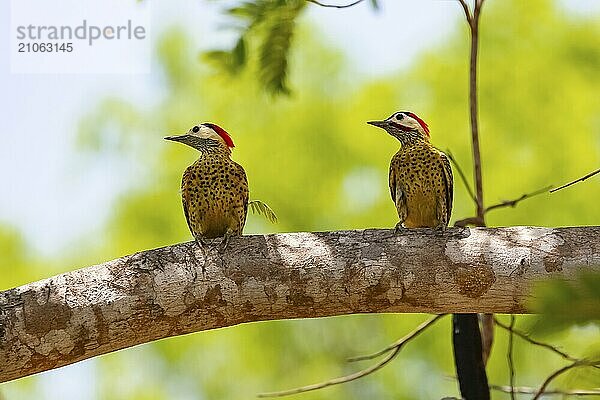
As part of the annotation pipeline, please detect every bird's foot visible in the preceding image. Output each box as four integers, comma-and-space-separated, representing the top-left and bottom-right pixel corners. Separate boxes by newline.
194, 236, 210, 249
218, 234, 232, 253
394, 222, 406, 234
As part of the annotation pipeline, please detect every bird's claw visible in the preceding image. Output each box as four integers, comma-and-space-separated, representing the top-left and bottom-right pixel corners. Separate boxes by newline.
394, 222, 406, 234
218, 234, 232, 253
194, 236, 210, 248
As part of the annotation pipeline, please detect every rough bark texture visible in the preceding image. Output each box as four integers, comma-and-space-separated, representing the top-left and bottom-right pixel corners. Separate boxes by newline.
1, 226, 599, 382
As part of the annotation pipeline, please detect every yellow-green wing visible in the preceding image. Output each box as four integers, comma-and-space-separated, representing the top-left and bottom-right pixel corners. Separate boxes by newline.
440, 152, 454, 221
181, 166, 195, 236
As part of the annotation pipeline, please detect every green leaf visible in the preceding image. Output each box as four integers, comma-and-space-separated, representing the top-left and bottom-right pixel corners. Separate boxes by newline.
227, 0, 273, 28
249, 200, 278, 223
232, 36, 247, 70
203, 0, 305, 95
259, 1, 304, 95
202, 37, 246, 75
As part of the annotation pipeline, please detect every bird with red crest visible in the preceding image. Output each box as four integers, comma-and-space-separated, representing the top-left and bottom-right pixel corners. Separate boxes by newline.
368, 111, 453, 229
165, 123, 275, 250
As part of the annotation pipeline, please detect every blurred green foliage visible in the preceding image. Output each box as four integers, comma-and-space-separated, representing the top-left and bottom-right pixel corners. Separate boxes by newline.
529, 271, 600, 334
1, 0, 599, 398
204, 0, 381, 95
205, 0, 306, 94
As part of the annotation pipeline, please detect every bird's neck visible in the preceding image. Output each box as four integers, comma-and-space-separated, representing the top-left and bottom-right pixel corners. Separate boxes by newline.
398, 136, 429, 147
395, 130, 429, 147
196, 139, 232, 157
201, 148, 231, 158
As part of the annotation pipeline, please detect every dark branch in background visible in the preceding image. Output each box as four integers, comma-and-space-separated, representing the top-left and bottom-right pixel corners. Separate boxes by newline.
258, 315, 446, 397
533, 360, 600, 400
452, 313, 490, 400
550, 168, 600, 193
306, 0, 367, 9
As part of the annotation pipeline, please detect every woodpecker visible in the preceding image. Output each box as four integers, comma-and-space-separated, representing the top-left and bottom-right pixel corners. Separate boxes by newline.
165, 123, 249, 247
368, 111, 453, 229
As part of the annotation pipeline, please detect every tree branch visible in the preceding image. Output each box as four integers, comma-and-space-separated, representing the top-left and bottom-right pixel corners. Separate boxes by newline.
258, 314, 445, 397
1, 227, 599, 383
550, 168, 600, 193
457, 0, 472, 23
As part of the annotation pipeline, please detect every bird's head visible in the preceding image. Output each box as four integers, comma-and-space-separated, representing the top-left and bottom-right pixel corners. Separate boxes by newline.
164, 123, 235, 154
367, 111, 430, 144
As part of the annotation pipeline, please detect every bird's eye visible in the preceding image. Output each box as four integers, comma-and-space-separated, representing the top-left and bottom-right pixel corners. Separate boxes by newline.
192, 126, 200, 133
396, 113, 404, 120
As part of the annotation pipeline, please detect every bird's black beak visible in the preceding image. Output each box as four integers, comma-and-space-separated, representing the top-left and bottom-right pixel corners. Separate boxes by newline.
164, 134, 189, 143
367, 120, 388, 129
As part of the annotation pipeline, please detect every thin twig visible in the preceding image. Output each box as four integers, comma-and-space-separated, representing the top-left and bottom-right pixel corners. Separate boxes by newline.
257, 315, 446, 397
484, 185, 553, 213
507, 315, 516, 400
455, 184, 552, 227
306, 0, 366, 8
457, 168, 597, 225
456, 0, 472, 23
491, 384, 600, 396
467, 0, 486, 224
550, 168, 600, 193
348, 314, 447, 362
446, 150, 477, 205
494, 318, 577, 363
533, 360, 600, 400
